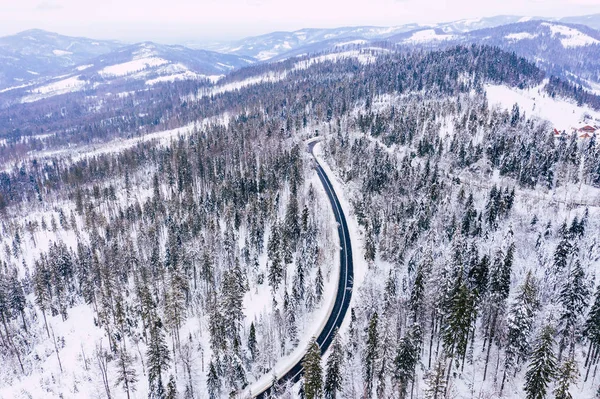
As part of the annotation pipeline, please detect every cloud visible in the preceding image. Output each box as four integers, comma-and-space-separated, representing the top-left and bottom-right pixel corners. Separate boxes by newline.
36, 1, 63, 11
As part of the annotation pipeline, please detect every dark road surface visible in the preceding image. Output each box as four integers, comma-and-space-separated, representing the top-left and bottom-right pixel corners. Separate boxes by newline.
253, 140, 354, 398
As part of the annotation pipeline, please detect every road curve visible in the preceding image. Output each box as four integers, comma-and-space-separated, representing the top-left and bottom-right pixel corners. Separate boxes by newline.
252, 140, 354, 398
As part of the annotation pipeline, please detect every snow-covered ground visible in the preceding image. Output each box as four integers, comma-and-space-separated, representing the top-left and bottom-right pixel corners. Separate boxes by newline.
542, 22, 600, 48
76, 64, 94, 71
292, 50, 376, 70
26, 113, 232, 164
505, 32, 539, 41
99, 57, 169, 78
146, 71, 222, 86
52, 49, 73, 56
403, 29, 456, 44
485, 82, 600, 131
0, 304, 111, 399
22, 76, 89, 103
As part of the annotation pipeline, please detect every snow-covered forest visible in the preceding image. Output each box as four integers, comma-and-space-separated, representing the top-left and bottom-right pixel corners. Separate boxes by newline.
0, 44, 600, 399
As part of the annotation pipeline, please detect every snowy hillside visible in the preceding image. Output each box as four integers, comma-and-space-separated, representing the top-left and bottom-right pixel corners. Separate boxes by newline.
485, 81, 600, 132
0, 29, 122, 90
194, 16, 541, 61
0, 41, 254, 104
388, 20, 600, 87
192, 14, 600, 62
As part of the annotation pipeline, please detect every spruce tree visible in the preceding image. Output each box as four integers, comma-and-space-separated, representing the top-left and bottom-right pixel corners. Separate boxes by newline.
324, 330, 343, 399
584, 285, 600, 380
424, 357, 446, 399
409, 261, 426, 324
315, 266, 324, 304
483, 247, 512, 381
558, 258, 590, 361
207, 360, 221, 399
267, 222, 283, 293
502, 271, 540, 393
8, 273, 26, 332
524, 325, 557, 399
363, 312, 379, 398
442, 275, 476, 374
248, 321, 258, 361
115, 347, 138, 399
303, 338, 323, 399
553, 357, 578, 399
166, 375, 177, 399
147, 322, 171, 391
553, 222, 572, 276
394, 324, 422, 399
284, 188, 301, 248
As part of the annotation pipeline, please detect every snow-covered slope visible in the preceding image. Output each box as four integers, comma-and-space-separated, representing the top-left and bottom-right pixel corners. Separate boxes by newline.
388, 21, 600, 86
0, 29, 122, 90
1, 42, 255, 103
195, 26, 419, 60
485, 82, 600, 131
193, 16, 538, 61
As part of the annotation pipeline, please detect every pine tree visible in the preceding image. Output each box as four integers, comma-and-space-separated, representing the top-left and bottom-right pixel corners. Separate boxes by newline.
584, 285, 600, 380
364, 225, 376, 263
8, 273, 27, 332
267, 222, 283, 292
363, 312, 379, 398
324, 330, 343, 399
248, 321, 258, 361
221, 259, 247, 346
285, 291, 299, 347
207, 359, 221, 399
33, 259, 51, 337
553, 222, 572, 276
147, 322, 171, 390
553, 357, 578, 399
115, 347, 138, 399
166, 375, 177, 399
394, 324, 422, 399
442, 275, 476, 374
558, 258, 589, 361
315, 266, 324, 304
303, 338, 323, 399
284, 187, 301, 248
409, 260, 427, 324
524, 325, 557, 399
424, 357, 446, 399
502, 271, 540, 392
482, 246, 512, 381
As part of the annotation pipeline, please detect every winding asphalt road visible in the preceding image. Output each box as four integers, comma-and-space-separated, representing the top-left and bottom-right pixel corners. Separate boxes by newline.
252, 140, 354, 398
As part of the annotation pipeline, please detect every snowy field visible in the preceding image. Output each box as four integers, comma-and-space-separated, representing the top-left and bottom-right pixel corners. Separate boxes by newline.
485, 82, 600, 131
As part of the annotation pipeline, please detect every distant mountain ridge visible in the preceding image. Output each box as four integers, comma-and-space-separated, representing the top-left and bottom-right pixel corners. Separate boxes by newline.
1, 13, 600, 99
0, 41, 256, 104
194, 14, 600, 61
193, 16, 532, 60
386, 20, 600, 87
0, 30, 255, 93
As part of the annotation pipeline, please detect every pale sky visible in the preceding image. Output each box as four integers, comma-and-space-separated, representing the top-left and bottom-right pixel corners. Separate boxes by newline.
0, 0, 599, 44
